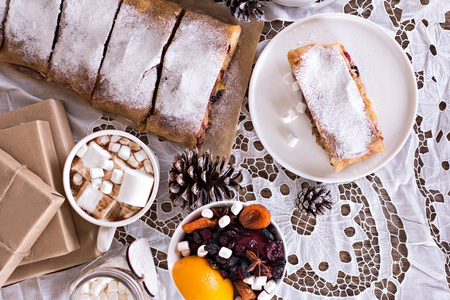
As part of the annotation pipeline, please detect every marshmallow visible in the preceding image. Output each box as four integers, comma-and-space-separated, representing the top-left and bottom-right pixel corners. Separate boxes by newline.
100, 181, 113, 194
129, 141, 141, 151
296, 101, 307, 114
251, 283, 262, 291
201, 208, 214, 219
177, 241, 190, 252
77, 184, 103, 212
73, 173, 83, 185
76, 144, 88, 158
119, 138, 130, 145
287, 134, 299, 148
143, 159, 154, 174
110, 135, 121, 143
197, 245, 208, 258
218, 215, 231, 228
283, 72, 295, 85
82, 142, 112, 168
108, 292, 119, 300
118, 146, 131, 161
91, 295, 101, 300
96, 277, 112, 285
79, 282, 90, 294
288, 108, 299, 121
101, 159, 114, 171
181, 249, 191, 257
76, 294, 90, 300
254, 275, 267, 286
291, 81, 301, 91
218, 247, 232, 259
231, 202, 243, 215
257, 291, 271, 300
117, 170, 154, 207
134, 150, 148, 162
118, 282, 127, 294
96, 135, 110, 146
107, 280, 118, 293
108, 143, 121, 153
90, 168, 105, 179
243, 275, 256, 285
111, 169, 124, 184
281, 111, 292, 124
264, 279, 277, 294
90, 281, 104, 295
127, 155, 139, 168
118, 294, 127, 300
92, 178, 102, 189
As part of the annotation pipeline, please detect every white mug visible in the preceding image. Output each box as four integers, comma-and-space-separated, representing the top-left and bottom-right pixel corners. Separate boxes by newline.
63, 130, 160, 253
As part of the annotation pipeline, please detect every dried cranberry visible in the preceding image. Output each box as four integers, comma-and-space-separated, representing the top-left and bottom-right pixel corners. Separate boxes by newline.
234, 244, 246, 256
272, 265, 284, 279
227, 239, 236, 250
199, 229, 212, 241
189, 243, 199, 254
193, 231, 202, 245
266, 240, 284, 262
247, 239, 259, 253
219, 233, 229, 246
227, 230, 242, 240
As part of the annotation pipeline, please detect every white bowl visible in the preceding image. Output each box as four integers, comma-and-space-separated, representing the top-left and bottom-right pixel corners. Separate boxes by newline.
167, 201, 287, 299
62, 130, 160, 228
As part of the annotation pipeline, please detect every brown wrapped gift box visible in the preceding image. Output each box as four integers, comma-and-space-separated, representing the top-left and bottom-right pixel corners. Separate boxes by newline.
0, 121, 79, 264
0, 99, 100, 285
0, 149, 64, 287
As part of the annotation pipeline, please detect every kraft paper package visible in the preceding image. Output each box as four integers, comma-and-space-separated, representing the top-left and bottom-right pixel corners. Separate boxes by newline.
0, 148, 65, 287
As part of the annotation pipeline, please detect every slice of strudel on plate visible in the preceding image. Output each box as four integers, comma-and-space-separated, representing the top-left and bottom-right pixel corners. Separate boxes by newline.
288, 42, 385, 172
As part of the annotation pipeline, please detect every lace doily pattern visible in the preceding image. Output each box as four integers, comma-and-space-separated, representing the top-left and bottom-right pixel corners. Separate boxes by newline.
80, 1, 450, 299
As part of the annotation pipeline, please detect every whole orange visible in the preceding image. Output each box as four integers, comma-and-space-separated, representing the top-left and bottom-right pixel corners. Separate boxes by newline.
172, 255, 234, 300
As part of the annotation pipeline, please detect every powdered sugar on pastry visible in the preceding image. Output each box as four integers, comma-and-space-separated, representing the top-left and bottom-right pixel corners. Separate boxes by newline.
148, 10, 240, 146
92, 0, 182, 124
0, 0, 61, 75
293, 44, 374, 159
48, 0, 121, 99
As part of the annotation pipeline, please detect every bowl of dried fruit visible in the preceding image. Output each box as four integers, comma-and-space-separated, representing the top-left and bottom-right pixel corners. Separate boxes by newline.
168, 201, 287, 300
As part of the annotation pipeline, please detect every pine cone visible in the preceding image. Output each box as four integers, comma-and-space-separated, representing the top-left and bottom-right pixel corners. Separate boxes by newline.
226, 0, 269, 22
168, 148, 242, 212
295, 186, 333, 217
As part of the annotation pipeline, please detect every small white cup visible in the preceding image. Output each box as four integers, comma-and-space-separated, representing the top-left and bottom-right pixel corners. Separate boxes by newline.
63, 130, 160, 253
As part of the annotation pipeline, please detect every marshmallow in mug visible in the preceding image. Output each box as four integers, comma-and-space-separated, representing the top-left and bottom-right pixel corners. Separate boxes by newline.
70, 135, 155, 222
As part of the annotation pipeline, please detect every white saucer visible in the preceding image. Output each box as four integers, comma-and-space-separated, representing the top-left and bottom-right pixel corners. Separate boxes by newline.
248, 13, 417, 183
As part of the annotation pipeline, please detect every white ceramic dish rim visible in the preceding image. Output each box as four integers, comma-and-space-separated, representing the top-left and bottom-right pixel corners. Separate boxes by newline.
273, 0, 333, 7
62, 129, 160, 227
248, 13, 418, 183
167, 201, 287, 299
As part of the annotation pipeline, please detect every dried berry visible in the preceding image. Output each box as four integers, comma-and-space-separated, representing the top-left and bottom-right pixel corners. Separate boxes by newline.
261, 228, 275, 241
216, 256, 227, 265
205, 244, 220, 255
240, 260, 250, 278
228, 256, 240, 267
272, 265, 284, 279
267, 224, 277, 236
219, 233, 229, 247
220, 269, 229, 279
266, 240, 284, 262
193, 231, 202, 245
239, 204, 271, 230
199, 228, 212, 241
227, 239, 236, 250
234, 244, 246, 256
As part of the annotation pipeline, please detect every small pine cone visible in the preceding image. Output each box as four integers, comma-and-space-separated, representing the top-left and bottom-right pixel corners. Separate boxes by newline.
226, 0, 269, 22
295, 186, 333, 217
168, 148, 242, 212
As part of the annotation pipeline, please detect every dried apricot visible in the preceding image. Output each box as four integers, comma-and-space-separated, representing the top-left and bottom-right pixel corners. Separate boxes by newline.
182, 217, 216, 234
234, 280, 256, 300
239, 204, 271, 230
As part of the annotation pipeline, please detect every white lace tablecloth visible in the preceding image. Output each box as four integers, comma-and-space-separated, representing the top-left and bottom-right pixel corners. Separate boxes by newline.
1, 0, 450, 299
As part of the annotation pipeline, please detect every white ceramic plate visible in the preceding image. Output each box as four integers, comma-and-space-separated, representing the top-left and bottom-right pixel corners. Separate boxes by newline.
272, 0, 317, 7
249, 13, 417, 183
